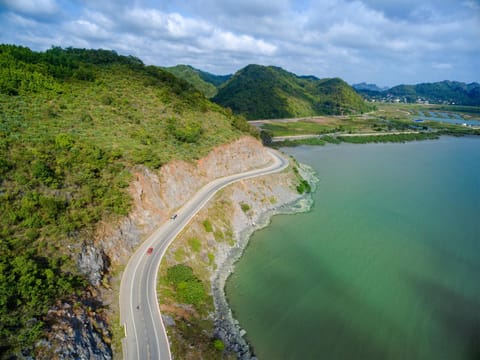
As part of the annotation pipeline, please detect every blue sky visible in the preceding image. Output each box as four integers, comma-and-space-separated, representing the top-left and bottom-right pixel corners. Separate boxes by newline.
0, 0, 479, 86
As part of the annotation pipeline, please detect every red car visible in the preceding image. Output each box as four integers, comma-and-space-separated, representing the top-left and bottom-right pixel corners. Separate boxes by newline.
146, 247, 153, 255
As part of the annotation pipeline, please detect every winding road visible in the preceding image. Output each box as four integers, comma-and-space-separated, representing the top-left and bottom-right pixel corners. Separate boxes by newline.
119, 150, 289, 360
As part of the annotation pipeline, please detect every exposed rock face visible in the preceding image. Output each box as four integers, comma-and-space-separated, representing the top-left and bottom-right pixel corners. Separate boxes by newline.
37, 297, 112, 360
77, 244, 108, 286
96, 136, 271, 267
74, 136, 271, 285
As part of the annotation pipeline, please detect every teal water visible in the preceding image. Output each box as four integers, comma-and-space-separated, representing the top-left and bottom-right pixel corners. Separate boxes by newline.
225, 137, 480, 360
415, 111, 480, 125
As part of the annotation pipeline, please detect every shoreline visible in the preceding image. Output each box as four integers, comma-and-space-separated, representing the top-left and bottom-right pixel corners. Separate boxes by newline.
211, 162, 318, 359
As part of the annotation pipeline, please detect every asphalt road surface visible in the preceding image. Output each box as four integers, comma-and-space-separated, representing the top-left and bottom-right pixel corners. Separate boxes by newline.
119, 150, 289, 360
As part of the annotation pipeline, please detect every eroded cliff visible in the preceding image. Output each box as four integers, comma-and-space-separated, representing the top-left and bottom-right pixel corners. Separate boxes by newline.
38, 136, 309, 359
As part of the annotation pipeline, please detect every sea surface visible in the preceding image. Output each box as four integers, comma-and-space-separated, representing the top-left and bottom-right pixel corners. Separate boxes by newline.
225, 137, 480, 360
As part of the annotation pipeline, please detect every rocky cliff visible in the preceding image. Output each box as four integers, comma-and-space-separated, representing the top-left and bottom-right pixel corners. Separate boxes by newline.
38, 136, 304, 359
157, 144, 315, 358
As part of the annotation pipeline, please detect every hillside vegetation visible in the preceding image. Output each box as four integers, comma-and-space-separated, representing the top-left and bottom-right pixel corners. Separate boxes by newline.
213, 64, 372, 119
0, 44, 254, 357
356, 80, 480, 105
163, 65, 231, 98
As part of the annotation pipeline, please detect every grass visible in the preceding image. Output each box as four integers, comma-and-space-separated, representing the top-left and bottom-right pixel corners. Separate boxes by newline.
202, 219, 213, 232
188, 238, 201, 252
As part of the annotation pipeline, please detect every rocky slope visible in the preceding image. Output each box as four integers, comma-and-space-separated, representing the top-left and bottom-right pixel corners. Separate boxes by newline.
157, 145, 315, 358
36, 135, 313, 359
38, 136, 296, 358
95, 136, 272, 268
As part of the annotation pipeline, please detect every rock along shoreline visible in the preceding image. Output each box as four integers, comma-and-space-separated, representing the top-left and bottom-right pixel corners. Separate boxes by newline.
212, 162, 318, 359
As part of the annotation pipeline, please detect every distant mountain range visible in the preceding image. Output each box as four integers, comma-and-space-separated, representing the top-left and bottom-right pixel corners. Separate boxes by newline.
352, 82, 389, 92
163, 65, 480, 118
355, 80, 480, 106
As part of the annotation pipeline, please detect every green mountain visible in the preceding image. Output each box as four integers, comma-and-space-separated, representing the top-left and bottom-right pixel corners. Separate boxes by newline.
0, 44, 254, 356
356, 80, 480, 105
162, 64, 231, 98
212, 64, 372, 120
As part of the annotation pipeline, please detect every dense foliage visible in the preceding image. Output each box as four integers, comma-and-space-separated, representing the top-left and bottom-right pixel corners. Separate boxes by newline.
0, 44, 252, 356
166, 264, 206, 307
163, 65, 231, 98
356, 80, 480, 106
213, 64, 373, 119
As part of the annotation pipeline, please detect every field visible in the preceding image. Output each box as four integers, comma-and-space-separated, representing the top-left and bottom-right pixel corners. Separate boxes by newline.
256, 103, 480, 145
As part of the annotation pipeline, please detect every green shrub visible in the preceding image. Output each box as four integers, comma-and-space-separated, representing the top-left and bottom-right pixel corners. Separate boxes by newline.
296, 179, 311, 194
214, 230, 224, 242
202, 219, 213, 232
188, 238, 201, 252
55, 133, 75, 150
166, 264, 206, 307
174, 248, 186, 262
240, 202, 250, 213
176, 280, 206, 306
31, 161, 56, 186
166, 264, 195, 285
73, 66, 95, 81
213, 339, 225, 351
207, 253, 215, 265
167, 117, 203, 143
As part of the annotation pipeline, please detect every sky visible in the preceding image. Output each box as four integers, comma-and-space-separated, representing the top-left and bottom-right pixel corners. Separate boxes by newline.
0, 0, 479, 86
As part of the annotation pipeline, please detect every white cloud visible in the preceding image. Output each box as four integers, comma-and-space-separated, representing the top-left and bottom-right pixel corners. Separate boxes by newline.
0, 0, 478, 85
63, 19, 111, 41
1, 0, 59, 17
199, 29, 277, 55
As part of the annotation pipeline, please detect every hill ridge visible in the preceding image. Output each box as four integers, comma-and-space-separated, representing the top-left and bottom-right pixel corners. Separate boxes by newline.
212, 64, 372, 120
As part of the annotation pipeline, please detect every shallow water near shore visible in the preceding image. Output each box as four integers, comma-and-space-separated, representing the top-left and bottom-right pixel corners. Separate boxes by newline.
225, 137, 480, 360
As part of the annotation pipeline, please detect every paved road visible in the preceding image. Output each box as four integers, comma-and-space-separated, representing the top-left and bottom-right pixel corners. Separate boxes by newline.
119, 150, 289, 360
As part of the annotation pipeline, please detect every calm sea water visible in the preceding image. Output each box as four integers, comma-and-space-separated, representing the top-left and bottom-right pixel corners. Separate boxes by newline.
226, 137, 480, 360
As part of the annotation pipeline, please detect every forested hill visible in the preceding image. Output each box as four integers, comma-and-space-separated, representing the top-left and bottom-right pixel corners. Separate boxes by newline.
355, 80, 480, 105
0, 44, 254, 357
212, 64, 372, 120
162, 64, 231, 98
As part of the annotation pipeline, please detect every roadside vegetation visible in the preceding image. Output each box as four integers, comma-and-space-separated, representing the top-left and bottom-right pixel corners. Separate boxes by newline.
0, 44, 256, 357
159, 190, 238, 360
